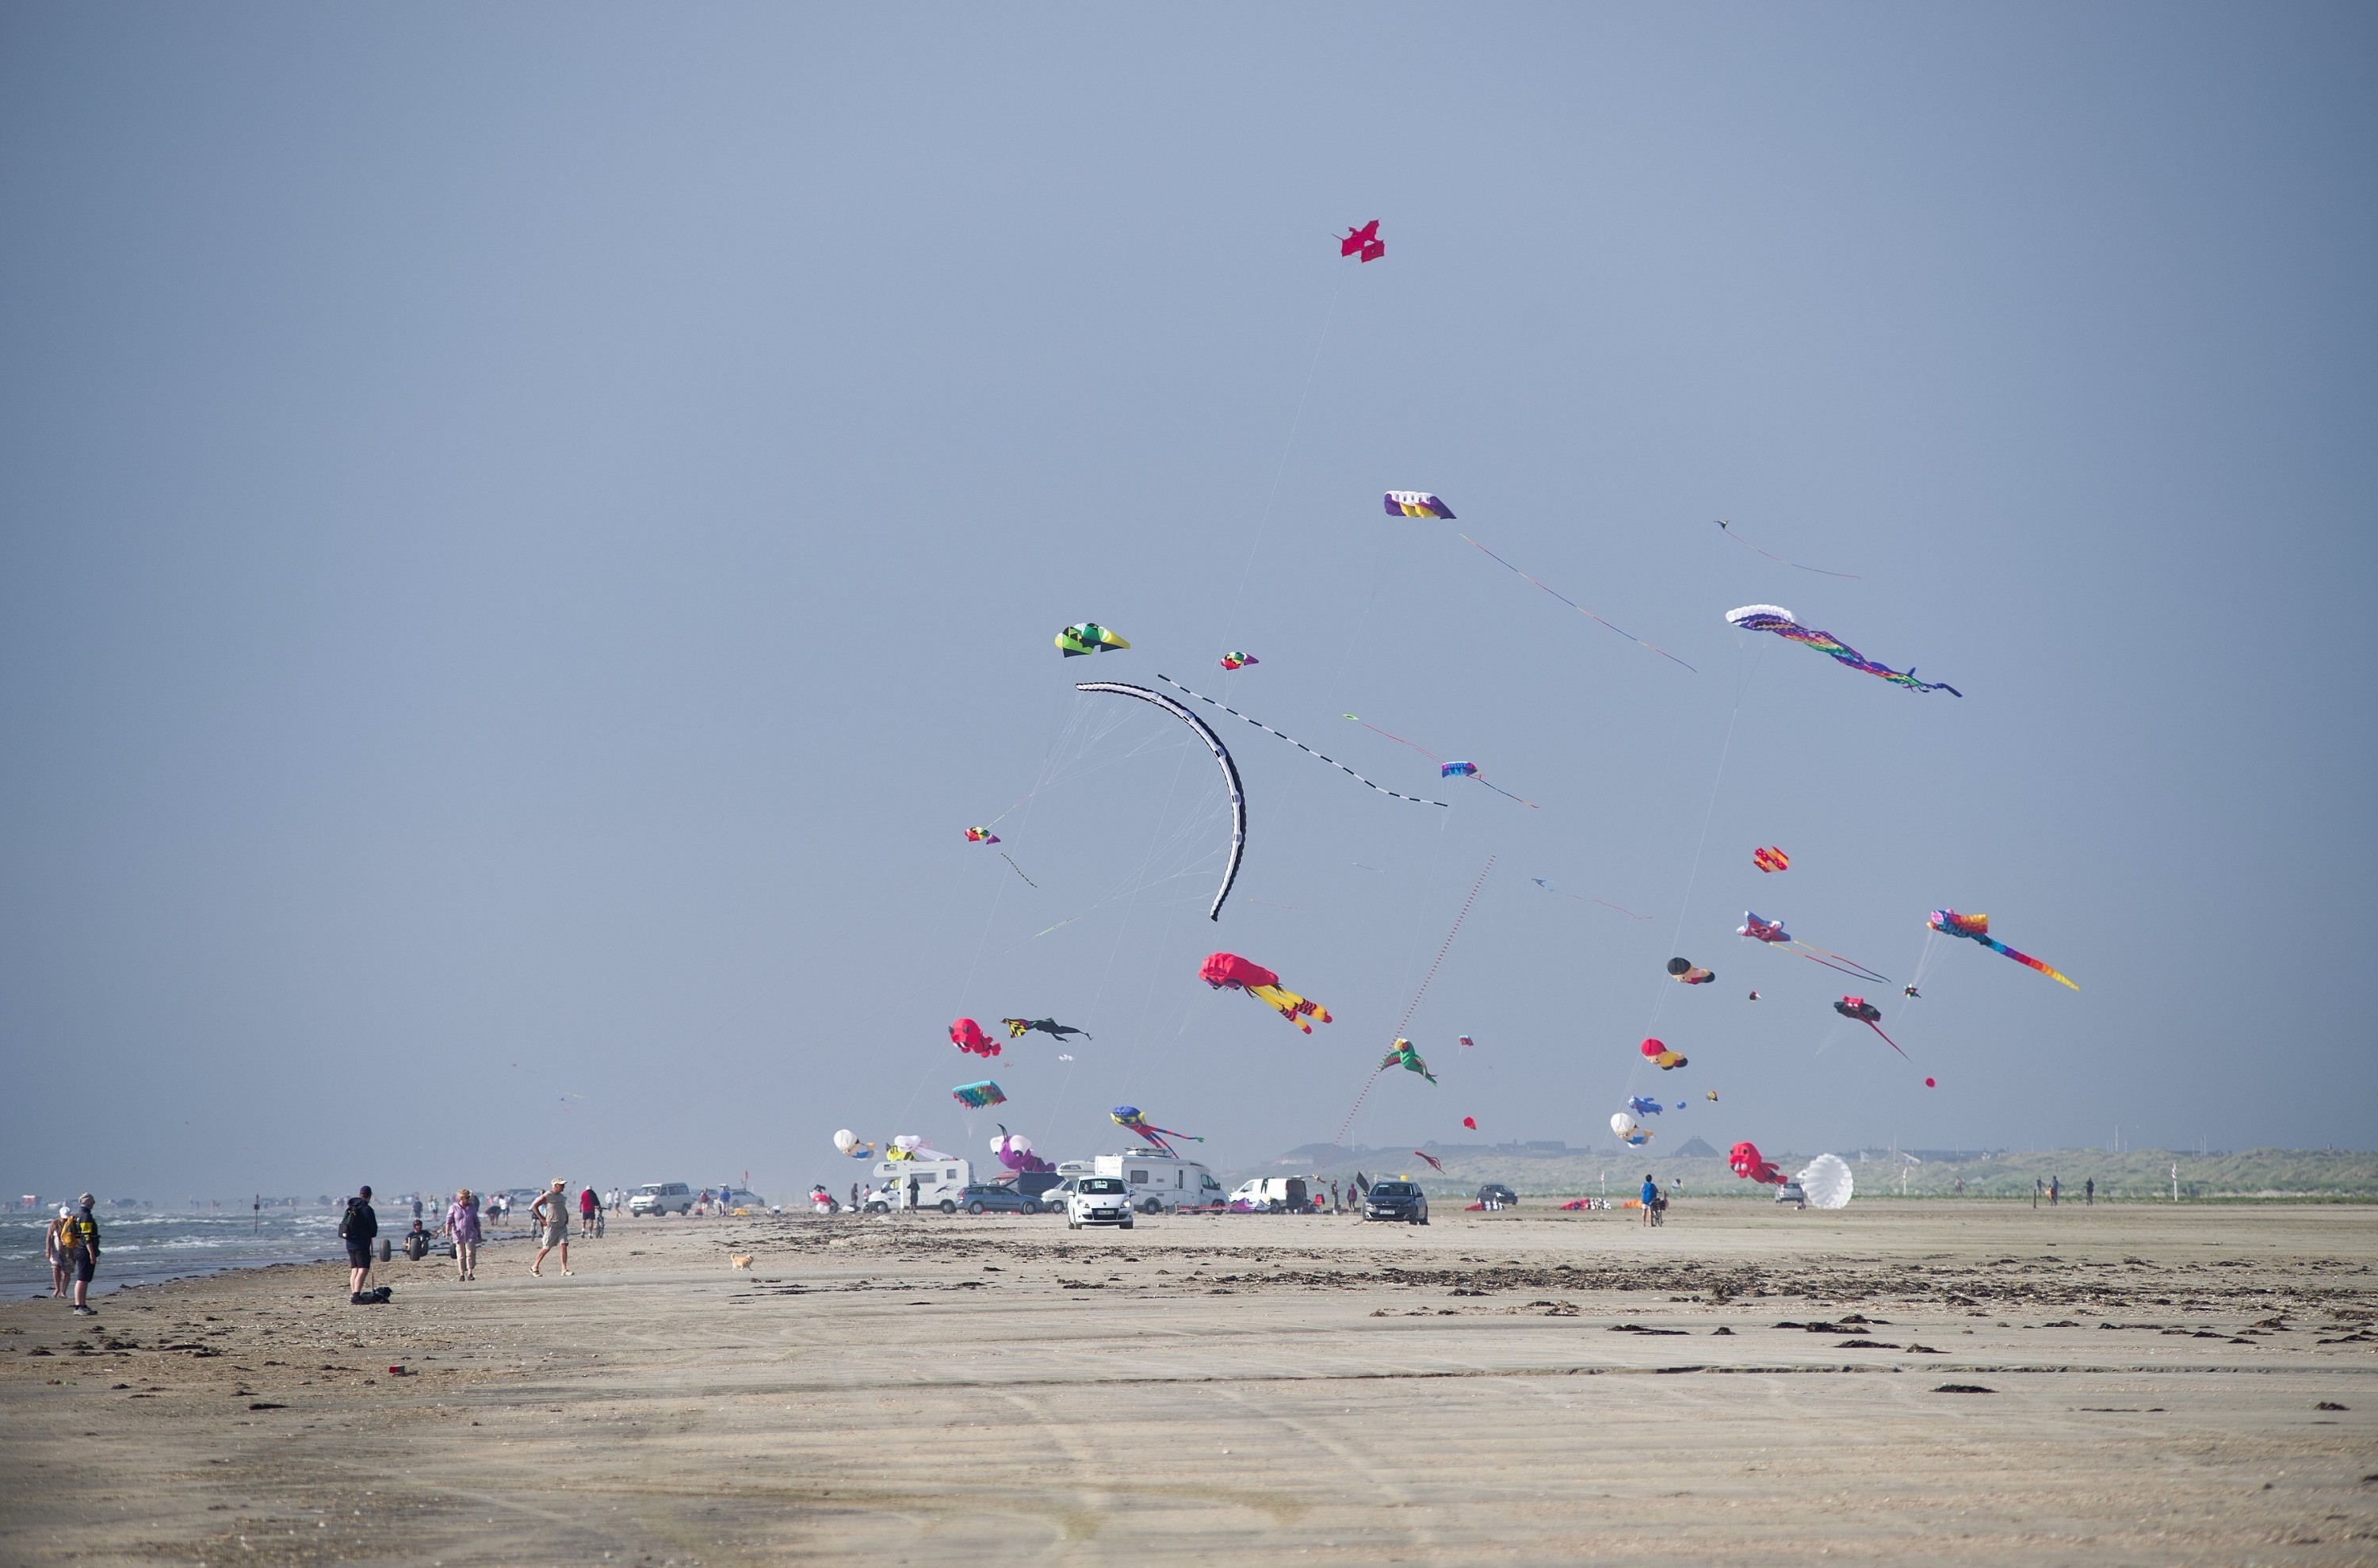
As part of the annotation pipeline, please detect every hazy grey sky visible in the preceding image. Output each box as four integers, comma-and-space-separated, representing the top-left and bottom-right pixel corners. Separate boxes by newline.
4, 4, 2372, 1199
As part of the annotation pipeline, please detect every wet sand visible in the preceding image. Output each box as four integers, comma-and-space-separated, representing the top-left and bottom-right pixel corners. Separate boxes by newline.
2, 1202, 2372, 1565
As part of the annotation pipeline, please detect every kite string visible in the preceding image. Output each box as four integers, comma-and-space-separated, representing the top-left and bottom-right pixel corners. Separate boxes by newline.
1334, 855, 1495, 1149
1218, 266, 1344, 651
1718, 518, 1861, 579
1458, 532, 1696, 673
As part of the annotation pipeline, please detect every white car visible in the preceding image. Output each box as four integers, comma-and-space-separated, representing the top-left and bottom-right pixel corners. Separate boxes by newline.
629, 1182, 692, 1217
1067, 1176, 1134, 1230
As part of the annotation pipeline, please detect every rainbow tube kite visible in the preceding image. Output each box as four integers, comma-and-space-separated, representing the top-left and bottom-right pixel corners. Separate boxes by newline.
1929, 910, 2078, 990
1726, 605, 1960, 695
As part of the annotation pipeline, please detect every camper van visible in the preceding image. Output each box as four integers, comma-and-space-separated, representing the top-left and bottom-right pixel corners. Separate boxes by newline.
863, 1157, 973, 1214
1090, 1152, 1224, 1214
1226, 1176, 1319, 1214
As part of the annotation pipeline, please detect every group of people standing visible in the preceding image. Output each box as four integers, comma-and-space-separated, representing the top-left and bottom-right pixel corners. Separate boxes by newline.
333, 1180, 609, 1305
41, 1195, 102, 1314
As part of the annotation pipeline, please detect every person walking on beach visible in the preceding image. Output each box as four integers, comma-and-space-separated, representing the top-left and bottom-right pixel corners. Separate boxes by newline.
446, 1188, 480, 1280
530, 1180, 572, 1276
579, 1184, 598, 1239
45, 1206, 71, 1298
411, 1194, 423, 1226
2032, 1177, 2042, 1209
2085, 1177, 2094, 1206
2049, 1176, 2060, 1207
61, 1195, 101, 1314
1640, 1174, 1659, 1228
339, 1186, 379, 1303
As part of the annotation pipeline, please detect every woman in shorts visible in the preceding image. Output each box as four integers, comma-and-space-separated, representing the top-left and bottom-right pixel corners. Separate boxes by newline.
445, 1188, 481, 1281
46, 1207, 71, 1298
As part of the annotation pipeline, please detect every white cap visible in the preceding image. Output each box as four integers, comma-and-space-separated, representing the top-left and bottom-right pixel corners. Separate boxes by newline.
58, 1206, 73, 1218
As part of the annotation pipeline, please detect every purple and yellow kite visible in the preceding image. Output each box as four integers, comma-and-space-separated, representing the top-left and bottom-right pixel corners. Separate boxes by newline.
1726, 605, 1961, 696
1929, 910, 2078, 990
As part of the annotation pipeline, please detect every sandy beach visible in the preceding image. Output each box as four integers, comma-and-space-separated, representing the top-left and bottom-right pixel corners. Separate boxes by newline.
2, 1202, 2372, 1565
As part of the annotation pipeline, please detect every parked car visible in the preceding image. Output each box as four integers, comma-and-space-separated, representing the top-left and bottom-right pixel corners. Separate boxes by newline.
1774, 1180, 1807, 1209
1476, 1183, 1518, 1208
629, 1182, 693, 1217
1067, 1176, 1134, 1230
957, 1183, 1047, 1216
1363, 1180, 1429, 1224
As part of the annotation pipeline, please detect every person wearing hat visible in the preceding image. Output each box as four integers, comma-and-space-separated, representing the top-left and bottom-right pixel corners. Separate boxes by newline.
529, 1180, 572, 1277
339, 1185, 380, 1302
62, 1195, 101, 1314
45, 1206, 73, 1299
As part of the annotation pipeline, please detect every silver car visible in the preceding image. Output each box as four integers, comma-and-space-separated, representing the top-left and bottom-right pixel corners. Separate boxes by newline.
629, 1181, 692, 1217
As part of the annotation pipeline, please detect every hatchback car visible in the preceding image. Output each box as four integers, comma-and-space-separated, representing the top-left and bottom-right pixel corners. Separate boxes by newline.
1067, 1176, 1134, 1230
958, 1183, 1046, 1216
1476, 1182, 1518, 1209
1363, 1180, 1429, 1224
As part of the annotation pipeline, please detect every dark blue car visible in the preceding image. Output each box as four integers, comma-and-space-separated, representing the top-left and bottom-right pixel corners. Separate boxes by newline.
958, 1183, 1048, 1216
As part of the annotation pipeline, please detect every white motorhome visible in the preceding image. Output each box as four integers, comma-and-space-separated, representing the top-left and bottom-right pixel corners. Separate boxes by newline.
1091, 1152, 1224, 1214
865, 1157, 973, 1213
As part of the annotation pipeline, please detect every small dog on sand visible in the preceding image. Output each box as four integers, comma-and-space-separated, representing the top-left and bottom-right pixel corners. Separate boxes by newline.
729, 1253, 754, 1271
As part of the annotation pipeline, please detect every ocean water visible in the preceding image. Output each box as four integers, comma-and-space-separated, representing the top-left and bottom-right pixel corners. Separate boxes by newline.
1, 1208, 361, 1299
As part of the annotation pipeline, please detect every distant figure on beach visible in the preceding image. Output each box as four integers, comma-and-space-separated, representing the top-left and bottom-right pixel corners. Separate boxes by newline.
2032, 1178, 2042, 1209
530, 1180, 572, 1277
1330, 1180, 1342, 1214
1953, 1176, 1965, 1196
62, 1195, 101, 1314
849, 1183, 860, 1212
2085, 1178, 2094, 1206
340, 1186, 379, 1303
446, 1188, 480, 1281
411, 1195, 423, 1225
2049, 1176, 2060, 1207
45, 1206, 71, 1298
1640, 1174, 1659, 1227
579, 1185, 599, 1238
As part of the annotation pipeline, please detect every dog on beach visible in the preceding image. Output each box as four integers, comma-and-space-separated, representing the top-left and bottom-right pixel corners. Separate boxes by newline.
729, 1253, 753, 1271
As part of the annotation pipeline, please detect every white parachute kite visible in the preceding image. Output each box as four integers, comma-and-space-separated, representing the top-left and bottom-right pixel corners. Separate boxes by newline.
1795, 1153, 1854, 1210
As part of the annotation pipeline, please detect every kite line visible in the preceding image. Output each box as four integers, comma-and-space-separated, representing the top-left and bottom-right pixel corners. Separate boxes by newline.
1716, 518, 1860, 579
1459, 533, 1696, 671
1155, 675, 1449, 808
1333, 855, 1495, 1149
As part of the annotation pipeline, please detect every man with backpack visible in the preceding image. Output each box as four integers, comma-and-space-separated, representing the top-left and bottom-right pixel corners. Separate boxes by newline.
340, 1186, 382, 1304
61, 1195, 101, 1314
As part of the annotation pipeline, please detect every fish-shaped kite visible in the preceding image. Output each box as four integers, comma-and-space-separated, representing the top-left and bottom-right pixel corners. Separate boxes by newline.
1055, 622, 1130, 657
1726, 605, 1960, 695
1929, 910, 2078, 989
1002, 1017, 1092, 1042
1340, 220, 1386, 262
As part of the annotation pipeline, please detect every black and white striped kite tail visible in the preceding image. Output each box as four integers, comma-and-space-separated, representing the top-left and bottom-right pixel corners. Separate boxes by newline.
1155, 675, 1450, 809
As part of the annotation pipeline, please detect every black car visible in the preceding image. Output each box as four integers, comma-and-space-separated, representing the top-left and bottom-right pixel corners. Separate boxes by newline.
1363, 1180, 1429, 1224
957, 1183, 1047, 1216
1476, 1183, 1517, 1209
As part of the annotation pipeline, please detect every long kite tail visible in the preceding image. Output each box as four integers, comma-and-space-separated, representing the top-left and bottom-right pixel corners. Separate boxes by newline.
1864, 1019, 1910, 1060
1157, 675, 1450, 807
1458, 533, 1696, 671
1978, 933, 2080, 989
1791, 941, 1891, 985
999, 852, 1036, 887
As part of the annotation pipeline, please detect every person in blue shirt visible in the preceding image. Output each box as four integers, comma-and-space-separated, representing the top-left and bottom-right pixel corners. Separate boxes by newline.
1640, 1174, 1658, 1226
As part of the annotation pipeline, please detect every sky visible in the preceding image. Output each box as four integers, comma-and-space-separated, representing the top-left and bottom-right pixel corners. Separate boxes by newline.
2, 3, 2372, 1201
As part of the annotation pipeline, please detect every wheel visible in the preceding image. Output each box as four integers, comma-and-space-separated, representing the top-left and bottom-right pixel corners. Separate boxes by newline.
1138, 1199, 1161, 1215
1020, 1200, 1039, 1216
1416, 1213, 1430, 1225
939, 1199, 957, 1214
967, 1202, 985, 1216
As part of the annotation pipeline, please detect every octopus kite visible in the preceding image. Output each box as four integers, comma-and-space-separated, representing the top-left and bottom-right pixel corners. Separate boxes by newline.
1726, 605, 1960, 695
1201, 952, 1332, 1034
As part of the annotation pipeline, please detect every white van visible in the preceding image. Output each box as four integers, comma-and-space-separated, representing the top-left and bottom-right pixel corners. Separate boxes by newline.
1228, 1176, 1320, 1214
1091, 1152, 1224, 1214
865, 1158, 973, 1214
